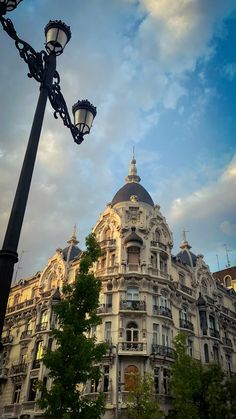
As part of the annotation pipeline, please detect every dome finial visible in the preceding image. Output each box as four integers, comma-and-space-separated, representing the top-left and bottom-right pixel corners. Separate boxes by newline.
125, 148, 141, 183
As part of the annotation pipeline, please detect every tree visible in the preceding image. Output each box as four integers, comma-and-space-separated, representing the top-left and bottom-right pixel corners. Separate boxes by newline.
37, 234, 107, 419
198, 363, 229, 419
127, 373, 164, 419
169, 333, 201, 419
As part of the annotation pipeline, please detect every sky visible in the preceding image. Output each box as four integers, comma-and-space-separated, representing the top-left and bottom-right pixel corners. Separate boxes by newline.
0, 0, 236, 281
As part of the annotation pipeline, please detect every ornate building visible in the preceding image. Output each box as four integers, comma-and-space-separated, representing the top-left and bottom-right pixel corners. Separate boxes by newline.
1, 158, 236, 418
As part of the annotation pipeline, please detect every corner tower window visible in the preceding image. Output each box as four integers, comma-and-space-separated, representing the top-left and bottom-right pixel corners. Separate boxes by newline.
127, 246, 140, 265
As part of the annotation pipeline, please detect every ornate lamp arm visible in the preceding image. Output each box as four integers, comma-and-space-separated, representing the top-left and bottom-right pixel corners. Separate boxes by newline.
0, 15, 46, 83
48, 72, 84, 145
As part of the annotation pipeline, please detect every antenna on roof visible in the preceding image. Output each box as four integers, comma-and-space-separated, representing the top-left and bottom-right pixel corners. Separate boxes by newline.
224, 244, 231, 268
216, 254, 220, 270
133, 145, 135, 160
182, 228, 189, 242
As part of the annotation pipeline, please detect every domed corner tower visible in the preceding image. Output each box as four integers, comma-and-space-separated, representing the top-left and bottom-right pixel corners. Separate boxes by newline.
92, 157, 175, 417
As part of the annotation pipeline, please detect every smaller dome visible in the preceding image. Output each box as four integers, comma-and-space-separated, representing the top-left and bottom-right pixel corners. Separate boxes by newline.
176, 236, 197, 268
124, 227, 143, 245
197, 293, 206, 307
62, 245, 81, 262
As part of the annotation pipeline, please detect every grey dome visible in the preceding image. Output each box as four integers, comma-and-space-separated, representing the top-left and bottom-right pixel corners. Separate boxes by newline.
62, 245, 81, 262
111, 157, 154, 207
112, 182, 154, 206
176, 249, 197, 268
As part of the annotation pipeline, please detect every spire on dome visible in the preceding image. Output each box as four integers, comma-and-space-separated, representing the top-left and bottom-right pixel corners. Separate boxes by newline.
125, 148, 141, 183
179, 228, 191, 250
67, 224, 79, 246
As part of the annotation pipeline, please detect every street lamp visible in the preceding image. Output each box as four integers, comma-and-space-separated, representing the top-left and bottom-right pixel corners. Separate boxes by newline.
0, 1, 97, 344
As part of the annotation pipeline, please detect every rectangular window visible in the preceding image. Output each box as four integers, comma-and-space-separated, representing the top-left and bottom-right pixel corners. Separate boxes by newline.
127, 287, 139, 301
154, 367, 159, 393
106, 293, 113, 308
160, 296, 168, 308
213, 346, 219, 363
187, 339, 193, 357
110, 254, 115, 267
13, 384, 21, 404
209, 315, 216, 330
28, 378, 38, 401
163, 369, 170, 395
103, 365, 109, 392
105, 321, 112, 342
153, 323, 159, 346
162, 326, 169, 347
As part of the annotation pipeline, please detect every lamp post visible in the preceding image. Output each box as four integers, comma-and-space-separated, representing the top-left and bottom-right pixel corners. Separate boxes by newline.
0, 0, 97, 344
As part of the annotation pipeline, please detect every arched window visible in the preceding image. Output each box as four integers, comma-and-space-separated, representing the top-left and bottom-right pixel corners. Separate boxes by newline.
124, 365, 139, 391
204, 343, 209, 363
104, 228, 111, 240
153, 229, 160, 242
13, 293, 20, 306
225, 276, 232, 288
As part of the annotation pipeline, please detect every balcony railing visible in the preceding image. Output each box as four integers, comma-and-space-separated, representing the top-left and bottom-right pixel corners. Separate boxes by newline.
10, 363, 27, 375
118, 342, 147, 353
128, 264, 139, 272
153, 306, 172, 318
205, 296, 215, 305
209, 328, 220, 339
222, 337, 233, 347
120, 300, 146, 311
6, 298, 35, 314
97, 304, 112, 314
0, 367, 8, 380
99, 239, 116, 248
179, 283, 193, 296
179, 319, 194, 331
1, 335, 13, 345
152, 344, 175, 359
35, 322, 48, 332
20, 330, 33, 340
150, 241, 167, 251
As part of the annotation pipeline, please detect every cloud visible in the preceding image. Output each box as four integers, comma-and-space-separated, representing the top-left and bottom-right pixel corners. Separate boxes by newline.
220, 221, 236, 237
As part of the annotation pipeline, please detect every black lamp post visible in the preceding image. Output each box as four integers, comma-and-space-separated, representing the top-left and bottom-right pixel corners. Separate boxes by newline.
0, 0, 97, 344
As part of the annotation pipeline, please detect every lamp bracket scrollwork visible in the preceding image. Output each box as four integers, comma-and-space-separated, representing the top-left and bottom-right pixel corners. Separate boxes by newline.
48, 73, 83, 145
0, 15, 46, 83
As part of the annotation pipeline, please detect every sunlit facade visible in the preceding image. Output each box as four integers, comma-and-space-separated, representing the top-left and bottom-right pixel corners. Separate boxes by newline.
1, 159, 236, 418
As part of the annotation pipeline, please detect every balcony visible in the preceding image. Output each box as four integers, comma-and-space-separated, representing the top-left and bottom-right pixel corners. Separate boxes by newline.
151, 344, 175, 359
222, 337, 233, 348
150, 241, 167, 251
10, 363, 27, 377
179, 319, 194, 331
120, 300, 146, 311
35, 322, 48, 332
99, 239, 116, 248
118, 341, 147, 354
153, 306, 172, 319
178, 283, 193, 296
128, 264, 139, 272
1, 335, 13, 345
209, 328, 220, 339
20, 330, 33, 340
205, 296, 215, 305
41, 290, 51, 298
0, 366, 8, 381
6, 298, 35, 314
97, 304, 112, 314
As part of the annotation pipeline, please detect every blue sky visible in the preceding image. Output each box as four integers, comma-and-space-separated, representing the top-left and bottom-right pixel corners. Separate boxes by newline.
0, 0, 236, 279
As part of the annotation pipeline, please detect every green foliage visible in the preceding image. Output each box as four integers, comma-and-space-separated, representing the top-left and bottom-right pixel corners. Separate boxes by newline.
37, 234, 107, 419
169, 332, 236, 419
170, 333, 201, 419
127, 373, 164, 419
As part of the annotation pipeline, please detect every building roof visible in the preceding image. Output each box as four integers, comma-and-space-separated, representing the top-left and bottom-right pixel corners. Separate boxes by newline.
111, 157, 154, 207
213, 266, 236, 282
